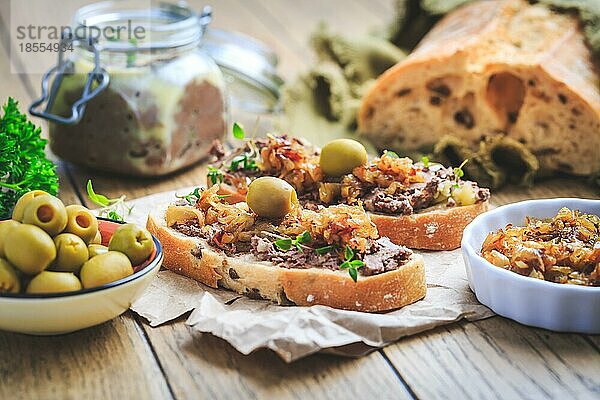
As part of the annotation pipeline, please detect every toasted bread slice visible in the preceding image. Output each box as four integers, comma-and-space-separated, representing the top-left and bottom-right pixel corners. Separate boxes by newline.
147, 205, 426, 312
215, 182, 489, 250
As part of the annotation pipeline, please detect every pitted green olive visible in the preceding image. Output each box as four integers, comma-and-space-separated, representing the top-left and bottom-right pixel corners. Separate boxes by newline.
90, 230, 103, 245
51, 233, 89, 273
0, 220, 20, 258
26, 271, 82, 294
108, 224, 154, 265
22, 194, 68, 236
4, 224, 56, 275
246, 177, 298, 219
12, 190, 49, 222
320, 138, 368, 177
80, 251, 133, 288
0, 258, 21, 293
64, 205, 98, 244
88, 244, 108, 258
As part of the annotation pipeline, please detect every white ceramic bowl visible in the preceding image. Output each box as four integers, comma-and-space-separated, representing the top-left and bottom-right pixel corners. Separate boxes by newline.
462, 198, 600, 334
0, 219, 163, 335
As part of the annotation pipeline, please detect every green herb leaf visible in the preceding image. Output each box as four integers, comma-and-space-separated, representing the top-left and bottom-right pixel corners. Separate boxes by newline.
86, 180, 132, 221
384, 150, 399, 158
315, 245, 335, 255
87, 180, 110, 207
350, 260, 364, 268
207, 166, 224, 185
453, 159, 468, 179
296, 231, 312, 244
233, 122, 245, 140
340, 260, 351, 270
274, 238, 292, 251
348, 267, 358, 282
344, 245, 354, 261
216, 194, 231, 200
421, 156, 430, 168
0, 98, 59, 219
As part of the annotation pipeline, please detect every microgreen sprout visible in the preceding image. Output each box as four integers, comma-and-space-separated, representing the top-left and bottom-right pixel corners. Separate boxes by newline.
421, 156, 430, 168
176, 187, 203, 206
274, 231, 312, 252
86, 180, 133, 222
339, 245, 364, 282
315, 244, 336, 255
207, 166, 224, 185
453, 159, 469, 188
384, 150, 399, 158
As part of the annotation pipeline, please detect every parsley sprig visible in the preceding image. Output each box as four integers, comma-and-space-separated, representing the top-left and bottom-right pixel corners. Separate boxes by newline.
0, 98, 59, 219
339, 245, 364, 282
453, 159, 469, 188
86, 180, 133, 222
223, 123, 259, 173
274, 231, 312, 252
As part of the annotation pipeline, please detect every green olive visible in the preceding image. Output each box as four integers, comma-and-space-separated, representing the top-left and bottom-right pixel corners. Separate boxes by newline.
246, 177, 298, 219
22, 194, 68, 236
0, 258, 21, 293
51, 233, 89, 273
88, 244, 108, 258
64, 205, 99, 244
26, 271, 82, 294
0, 220, 20, 258
4, 224, 56, 275
108, 224, 154, 265
320, 138, 368, 177
90, 230, 103, 245
12, 190, 49, 222
80, 251, 133, 288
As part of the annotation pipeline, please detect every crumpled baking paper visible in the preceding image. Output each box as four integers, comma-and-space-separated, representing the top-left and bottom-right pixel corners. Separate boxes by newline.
125, 189, 494, 362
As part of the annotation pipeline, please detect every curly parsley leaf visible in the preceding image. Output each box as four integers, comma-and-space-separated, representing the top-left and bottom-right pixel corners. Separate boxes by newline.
0, 98, 59, 219
233, 122, 245, 140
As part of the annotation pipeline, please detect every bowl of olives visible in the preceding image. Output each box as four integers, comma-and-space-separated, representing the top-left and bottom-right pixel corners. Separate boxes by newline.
0, 191, 163, 335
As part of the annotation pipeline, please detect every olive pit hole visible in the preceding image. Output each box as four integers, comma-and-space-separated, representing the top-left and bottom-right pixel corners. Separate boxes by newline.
37, 205, 54, 223
76, 214, 91, 228
486, 72, 525, 127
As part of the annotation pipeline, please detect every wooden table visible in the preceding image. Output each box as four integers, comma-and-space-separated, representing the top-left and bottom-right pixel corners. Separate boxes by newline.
0, 1, 598, 399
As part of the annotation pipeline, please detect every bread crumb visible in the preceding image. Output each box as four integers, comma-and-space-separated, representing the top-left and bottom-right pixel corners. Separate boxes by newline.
306, 294, 315, 303
425, 222, 439, 235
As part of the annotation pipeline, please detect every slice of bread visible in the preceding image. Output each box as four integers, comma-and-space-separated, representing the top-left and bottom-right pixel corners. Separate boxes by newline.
215, 181, 489, 250
147, 205, 426, 312
358, 0, 600, 177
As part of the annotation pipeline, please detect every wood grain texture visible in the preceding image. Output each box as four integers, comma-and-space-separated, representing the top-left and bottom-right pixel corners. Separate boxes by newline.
383, 317, 600, 400
140, 319, 413, 400
0, 315, 173, 400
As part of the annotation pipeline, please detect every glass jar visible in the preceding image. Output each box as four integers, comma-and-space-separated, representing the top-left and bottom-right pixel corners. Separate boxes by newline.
33, 1, 227, 176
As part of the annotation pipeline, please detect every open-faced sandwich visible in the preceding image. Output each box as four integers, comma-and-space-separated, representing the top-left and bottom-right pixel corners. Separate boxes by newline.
146, 180, 426, 312
207, 132, 490, 250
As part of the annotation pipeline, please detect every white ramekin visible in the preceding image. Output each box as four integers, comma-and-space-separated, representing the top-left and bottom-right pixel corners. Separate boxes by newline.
461, 198, 600, 334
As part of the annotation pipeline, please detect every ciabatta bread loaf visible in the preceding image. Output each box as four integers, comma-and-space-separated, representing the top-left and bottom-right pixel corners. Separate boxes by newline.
358, 0, 600, 177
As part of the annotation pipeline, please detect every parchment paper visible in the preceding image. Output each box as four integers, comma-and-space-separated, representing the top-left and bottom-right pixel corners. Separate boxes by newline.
125, 189, 494, 362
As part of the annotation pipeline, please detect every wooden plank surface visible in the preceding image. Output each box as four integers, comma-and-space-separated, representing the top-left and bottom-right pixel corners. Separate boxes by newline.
1, 1, 599, 400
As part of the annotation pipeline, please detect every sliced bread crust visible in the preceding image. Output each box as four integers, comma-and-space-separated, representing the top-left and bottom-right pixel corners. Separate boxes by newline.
215, 181, 488, 250
147, 206, 426, 312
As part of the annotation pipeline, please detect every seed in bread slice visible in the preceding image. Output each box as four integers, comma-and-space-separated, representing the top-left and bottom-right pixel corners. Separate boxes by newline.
147, 205, 426, 312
